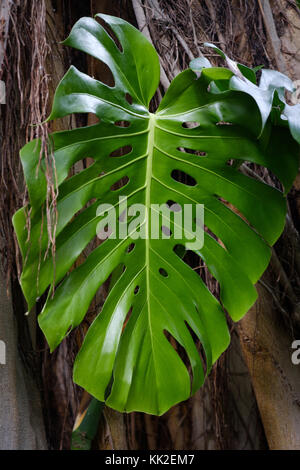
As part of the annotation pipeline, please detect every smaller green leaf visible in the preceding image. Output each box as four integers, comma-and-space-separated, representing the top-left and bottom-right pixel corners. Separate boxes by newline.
71, 398, 103, 450
197, 43, 300, 143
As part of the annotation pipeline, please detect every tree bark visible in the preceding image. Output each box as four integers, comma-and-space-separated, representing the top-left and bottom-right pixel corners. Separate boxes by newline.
0, 271, 46, 449
239, 276, 300, 450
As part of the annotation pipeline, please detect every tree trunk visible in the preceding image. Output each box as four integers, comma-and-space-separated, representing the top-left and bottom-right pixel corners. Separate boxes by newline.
0, 271, 46, 449
239, 275, 300, 450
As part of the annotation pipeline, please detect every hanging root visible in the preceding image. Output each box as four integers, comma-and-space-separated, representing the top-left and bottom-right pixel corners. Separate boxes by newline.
0, 0, 58, 294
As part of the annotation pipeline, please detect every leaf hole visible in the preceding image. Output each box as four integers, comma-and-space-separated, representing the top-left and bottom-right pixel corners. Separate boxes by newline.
68, 158, 96, 178
163, 330, 193, 393
172, 245, 219, 301
122, 307, 133, 333
134, 286, 140, 295
110, 176, 129, 191
185, 319, 207, 375
171, 170, 197, 186
97, 16, 123, 52
173, 244, 186, 259
159, 268, 168, 277
214, 194, 250, 225
125, 93, 133, 104
96, 60, 115, 87
173, 246, 206, 279
216, 121, 233, 126
110, 145, 132, 158
114, 120, 131, 127
204, 225, 227, 250
166, 200, 182, 212
182, 121, 200, 129
177, 147, 207, 157
126, 243, 135, 253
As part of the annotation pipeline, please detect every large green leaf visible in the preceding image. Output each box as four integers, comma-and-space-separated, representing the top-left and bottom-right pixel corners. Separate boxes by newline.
13, 14, 299, 415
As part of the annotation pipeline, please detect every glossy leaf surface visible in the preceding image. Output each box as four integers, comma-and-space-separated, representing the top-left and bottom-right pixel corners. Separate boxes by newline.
13, 15, 299, 414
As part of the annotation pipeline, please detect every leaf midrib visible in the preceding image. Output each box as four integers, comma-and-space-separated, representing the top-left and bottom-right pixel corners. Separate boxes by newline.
145, 113, 156, 378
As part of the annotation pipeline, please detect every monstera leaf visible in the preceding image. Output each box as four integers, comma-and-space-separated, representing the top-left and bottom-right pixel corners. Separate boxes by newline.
191, 42, 300, 143
13, 14, 299, 415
